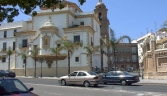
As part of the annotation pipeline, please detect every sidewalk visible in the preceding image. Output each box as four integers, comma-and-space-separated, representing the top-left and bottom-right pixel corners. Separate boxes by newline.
138, 77, 167, 84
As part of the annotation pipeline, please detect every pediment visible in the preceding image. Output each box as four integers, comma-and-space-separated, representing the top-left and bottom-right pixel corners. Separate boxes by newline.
39, 16, 60, 37
39, 16, 58, 31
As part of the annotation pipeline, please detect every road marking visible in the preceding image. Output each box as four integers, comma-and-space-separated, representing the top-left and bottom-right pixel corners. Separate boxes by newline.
25, 83, 167, 96
136, 93, 144, 96
49, 93, 62, 95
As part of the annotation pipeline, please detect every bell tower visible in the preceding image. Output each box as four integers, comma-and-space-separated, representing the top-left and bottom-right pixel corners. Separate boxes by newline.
94, 0, 110, 37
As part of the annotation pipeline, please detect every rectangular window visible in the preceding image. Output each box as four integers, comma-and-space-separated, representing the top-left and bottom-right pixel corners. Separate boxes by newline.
80, 21, 84, 25
13, 42, 15, 50
74, 35, 80, 42
75, 57, 79, 62
14, 29, 17, 36
4, 31, 7, 38
3, 42, 7, 51
2, 57, 6, 62
91, 37, 93, 46
22, 39, 28, 47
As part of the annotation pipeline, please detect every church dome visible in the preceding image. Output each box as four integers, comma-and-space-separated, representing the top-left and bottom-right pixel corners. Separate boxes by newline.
96, 2, 104, 6
96, 0, 105, 6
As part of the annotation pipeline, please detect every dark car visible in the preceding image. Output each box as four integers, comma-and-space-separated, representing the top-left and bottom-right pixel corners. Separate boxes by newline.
0, 77, 38, 96
0, 70, 16, 78
101, 71, 140, 85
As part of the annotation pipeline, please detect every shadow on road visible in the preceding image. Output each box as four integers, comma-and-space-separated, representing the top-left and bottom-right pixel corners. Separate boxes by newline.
105, 83, 143, 86
66, 84, 108, 88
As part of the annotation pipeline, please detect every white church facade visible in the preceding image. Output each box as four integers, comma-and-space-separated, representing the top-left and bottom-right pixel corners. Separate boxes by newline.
0, 0, 110, 77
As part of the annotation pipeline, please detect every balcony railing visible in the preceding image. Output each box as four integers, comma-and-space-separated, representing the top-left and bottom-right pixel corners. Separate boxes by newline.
19, 44, 28, 48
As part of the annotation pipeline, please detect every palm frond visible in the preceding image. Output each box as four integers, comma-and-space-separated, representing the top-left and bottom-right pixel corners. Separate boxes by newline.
49, 47, 62, 55
84, 46, 92, 55
6, 47, 13, 56
117, 35, 131, 44
29, 47, 41, 57
74, 41, 82, 47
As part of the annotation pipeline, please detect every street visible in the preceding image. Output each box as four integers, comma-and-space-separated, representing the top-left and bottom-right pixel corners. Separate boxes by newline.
18, 78, 167, 96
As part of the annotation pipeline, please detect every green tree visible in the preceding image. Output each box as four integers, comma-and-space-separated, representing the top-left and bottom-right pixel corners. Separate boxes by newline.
6, 47, 14, 70
0, 0, 86, 22
83, 45, 99, 71
17, 51, 28, 76
49, 46, 62, 77
60, 39, 82, 75
29, 47, 41, 77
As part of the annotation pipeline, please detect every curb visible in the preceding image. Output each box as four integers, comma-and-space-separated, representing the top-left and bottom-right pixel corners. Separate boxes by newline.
16, 76, 59, 79
137, 82, 167, 85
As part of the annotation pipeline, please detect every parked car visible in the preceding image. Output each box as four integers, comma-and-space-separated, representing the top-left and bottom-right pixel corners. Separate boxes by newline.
58, 70, 100, 87
0, 77, 38, 96
102, 71, 140, 85
0, 70, 16, 78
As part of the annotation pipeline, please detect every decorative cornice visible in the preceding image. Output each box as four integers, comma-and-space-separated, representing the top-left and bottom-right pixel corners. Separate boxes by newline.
157, 37, 167, 44
76, 14, 101, 25
26, 20, 32, 23
35, 10, 100, 26
36, 10, 75, 17
15, 30, 36, 36
0, 37, 15, 40
40, 26, 58, 31
63, 26, 95, 34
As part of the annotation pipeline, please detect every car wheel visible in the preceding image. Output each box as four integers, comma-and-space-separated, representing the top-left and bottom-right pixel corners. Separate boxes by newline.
83, 81, 90, 87
128, 83, 132, 85
121, 80, 126, 85
61, 79, 66, 86
94, 84, 98, 87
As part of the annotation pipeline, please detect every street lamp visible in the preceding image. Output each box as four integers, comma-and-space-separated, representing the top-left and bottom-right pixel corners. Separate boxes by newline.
38, 58, 45, 78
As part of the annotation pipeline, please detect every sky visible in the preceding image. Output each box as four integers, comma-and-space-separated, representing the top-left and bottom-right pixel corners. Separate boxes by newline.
13, 0, 167, 40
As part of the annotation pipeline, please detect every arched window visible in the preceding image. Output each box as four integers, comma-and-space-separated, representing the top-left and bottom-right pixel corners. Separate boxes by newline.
99, 12, 102, 20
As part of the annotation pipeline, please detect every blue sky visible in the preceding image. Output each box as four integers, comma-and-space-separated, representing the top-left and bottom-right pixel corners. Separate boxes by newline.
14, 0, 167, 40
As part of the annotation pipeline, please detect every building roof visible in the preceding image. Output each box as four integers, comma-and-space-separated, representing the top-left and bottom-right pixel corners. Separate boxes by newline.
136, 32, 154, 42
96, 0, 105, 7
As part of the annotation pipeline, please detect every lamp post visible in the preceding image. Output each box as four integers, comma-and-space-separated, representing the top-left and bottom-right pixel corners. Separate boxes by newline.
38, 58, 45, 78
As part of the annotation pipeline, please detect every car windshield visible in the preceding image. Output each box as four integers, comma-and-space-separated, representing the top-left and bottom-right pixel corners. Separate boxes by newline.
123, 71, 131, 75
87, 71, 97, 75
0, 79, 29, 95
0, 70, 7, 73
5, 70, 13, 72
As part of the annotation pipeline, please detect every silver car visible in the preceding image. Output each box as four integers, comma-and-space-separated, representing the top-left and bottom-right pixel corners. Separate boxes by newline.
58, 71, 100, 87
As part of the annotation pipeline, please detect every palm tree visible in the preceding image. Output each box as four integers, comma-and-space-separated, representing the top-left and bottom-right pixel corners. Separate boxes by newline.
60, 40, 82, 75
6, 47, 14, 70
17, 51, 28, 76
108, 35, 131, 70
102, 35, 131, 71
49, 46, 62, 77
29, 47, 41, 77
84, 45, 99, 71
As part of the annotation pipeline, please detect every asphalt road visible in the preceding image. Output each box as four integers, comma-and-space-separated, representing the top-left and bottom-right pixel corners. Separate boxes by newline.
18, 78, 167, 96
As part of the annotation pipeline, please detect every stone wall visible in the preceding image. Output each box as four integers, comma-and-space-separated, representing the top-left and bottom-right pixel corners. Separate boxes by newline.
12, 66, 90, 77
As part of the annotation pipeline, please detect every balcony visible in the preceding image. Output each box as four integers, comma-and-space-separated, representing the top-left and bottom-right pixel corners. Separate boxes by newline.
19, 44, 29, 50
0, 48, 6, 52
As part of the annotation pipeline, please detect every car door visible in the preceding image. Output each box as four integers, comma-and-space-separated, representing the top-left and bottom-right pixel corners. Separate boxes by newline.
75, 72, 87, 85
112, 71, 125, 83
103, 72, 114, 83
0, 70, 2, 77
68, 72, 78, 84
